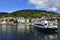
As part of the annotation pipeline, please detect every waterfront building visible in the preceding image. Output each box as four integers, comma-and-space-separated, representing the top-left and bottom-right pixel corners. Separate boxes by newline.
31, 18, 40, 23
16, 17, 26, 23
0, 17, 14, 24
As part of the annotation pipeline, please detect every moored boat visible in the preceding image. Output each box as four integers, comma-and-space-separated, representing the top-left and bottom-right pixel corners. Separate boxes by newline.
34, 17, 58, 33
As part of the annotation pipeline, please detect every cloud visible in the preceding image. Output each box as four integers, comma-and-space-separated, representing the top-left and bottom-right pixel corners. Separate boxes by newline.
29, 0, 60, 10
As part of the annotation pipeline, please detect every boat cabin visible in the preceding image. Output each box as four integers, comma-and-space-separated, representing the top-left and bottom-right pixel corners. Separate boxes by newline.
38, 17, 58, 28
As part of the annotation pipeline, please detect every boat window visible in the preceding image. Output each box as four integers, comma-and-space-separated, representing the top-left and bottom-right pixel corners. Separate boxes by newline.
36, 24, 44, 26
53, 23, 57, 26
45, 24, 47, 25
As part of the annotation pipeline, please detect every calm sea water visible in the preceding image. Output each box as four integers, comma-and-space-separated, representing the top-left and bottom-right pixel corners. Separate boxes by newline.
0, 23, 59, 40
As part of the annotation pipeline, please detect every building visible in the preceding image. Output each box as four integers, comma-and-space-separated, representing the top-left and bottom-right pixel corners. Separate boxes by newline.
16, 17, 26, 23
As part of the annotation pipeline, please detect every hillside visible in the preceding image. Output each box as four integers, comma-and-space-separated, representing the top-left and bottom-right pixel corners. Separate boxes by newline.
0, 10, 60, 18
0, 12, 9, 18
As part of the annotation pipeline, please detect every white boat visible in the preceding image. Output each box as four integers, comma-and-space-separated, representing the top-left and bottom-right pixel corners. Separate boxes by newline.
34, 18, 58, 32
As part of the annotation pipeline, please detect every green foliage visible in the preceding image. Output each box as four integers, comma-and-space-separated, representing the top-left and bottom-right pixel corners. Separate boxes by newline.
0, 10, 60, 19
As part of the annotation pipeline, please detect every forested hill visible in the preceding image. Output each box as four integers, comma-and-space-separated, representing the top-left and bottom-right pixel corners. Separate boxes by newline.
0, 12, 8, 15
0, 10, 60, 18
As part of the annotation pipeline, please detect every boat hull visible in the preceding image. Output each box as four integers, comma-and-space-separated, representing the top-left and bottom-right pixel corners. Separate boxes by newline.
34, 26, 57, 33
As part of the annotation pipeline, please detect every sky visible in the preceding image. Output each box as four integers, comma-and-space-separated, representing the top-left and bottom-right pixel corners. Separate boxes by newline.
0, 0, 60, 13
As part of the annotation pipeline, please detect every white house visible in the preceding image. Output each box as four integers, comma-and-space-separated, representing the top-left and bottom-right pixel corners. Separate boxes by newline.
16, 17, 26, 23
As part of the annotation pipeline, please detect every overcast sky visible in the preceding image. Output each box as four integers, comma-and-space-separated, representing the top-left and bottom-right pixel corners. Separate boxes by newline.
0, 0, 60, 13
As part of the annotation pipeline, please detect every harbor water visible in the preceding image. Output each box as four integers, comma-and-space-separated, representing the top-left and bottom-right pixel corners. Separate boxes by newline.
0, 23, 59, 40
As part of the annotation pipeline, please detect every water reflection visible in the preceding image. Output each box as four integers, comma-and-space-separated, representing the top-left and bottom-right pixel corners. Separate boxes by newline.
44, 34, 57, 40
0, 24, 58, 40
33, 29, 57, 40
